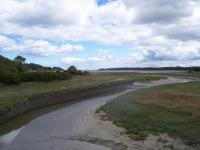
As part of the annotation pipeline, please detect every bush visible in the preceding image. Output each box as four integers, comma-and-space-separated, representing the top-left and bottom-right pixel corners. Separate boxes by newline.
0, 71, 3, 83
67, 66, 79, 74
0, 71, 73, 85
20, 72, 72, 82
189, 67, 200, 72
66, 66, 90, 75
0, 66, 88, 85
15, 62, 27, 73
0, 72, 21, 85
82, 71, 90, 75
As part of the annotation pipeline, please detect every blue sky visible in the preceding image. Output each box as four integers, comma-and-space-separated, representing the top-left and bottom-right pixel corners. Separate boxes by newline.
0, 0, 200, 69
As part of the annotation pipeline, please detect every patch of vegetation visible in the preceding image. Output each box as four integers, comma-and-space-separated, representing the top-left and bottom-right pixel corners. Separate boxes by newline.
101, 81, 200, 145
0, 71, 21, 85
66, 65, 89, 75
189, 67, 200, 72
0, 55, 88, 85
0, 55, 20, 72
0, 73, 164, 114
20, 72, 72, 82
158, 71, 200, 78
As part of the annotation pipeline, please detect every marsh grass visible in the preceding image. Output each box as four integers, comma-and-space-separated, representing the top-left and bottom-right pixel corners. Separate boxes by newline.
145, 92, 200, 113
101, 81, 200, 145
0, 73, 164, 114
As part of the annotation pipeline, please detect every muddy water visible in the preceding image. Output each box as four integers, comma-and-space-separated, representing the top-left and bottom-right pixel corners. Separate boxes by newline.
0, 87, 129, 148
0, 100, 78, 148
0, 77, 191, 150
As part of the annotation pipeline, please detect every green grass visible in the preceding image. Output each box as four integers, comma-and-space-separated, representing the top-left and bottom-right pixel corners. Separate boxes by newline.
158, 71, 200, 78
0, 73, 164, 114
101, 81, 200, 145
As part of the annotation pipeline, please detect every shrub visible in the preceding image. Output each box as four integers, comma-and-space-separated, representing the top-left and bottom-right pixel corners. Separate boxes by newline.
67, 66, 78, 74
1, 72, 21, 85
0, 71, 4, 83
66, 66, 90, 75
21, 72, 72, 82
82, 71, 90, 75
15, 62, 27, 73
0, 71, 72, 85
0, 66, 87, 85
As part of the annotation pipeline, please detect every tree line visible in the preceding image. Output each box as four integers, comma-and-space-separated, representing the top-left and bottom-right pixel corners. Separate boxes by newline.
0, 55, 89, 85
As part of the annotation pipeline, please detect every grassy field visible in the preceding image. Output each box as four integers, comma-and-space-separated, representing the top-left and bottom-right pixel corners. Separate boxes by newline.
0, 73, 164, 114
94, 71, 200, 78
159, 71, 200, 78
101, 81, 200, 145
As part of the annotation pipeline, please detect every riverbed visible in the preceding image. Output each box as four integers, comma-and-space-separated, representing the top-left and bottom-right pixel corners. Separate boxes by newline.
0, 77, 190, 150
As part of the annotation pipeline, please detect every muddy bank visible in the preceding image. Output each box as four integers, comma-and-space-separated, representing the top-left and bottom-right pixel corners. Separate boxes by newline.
92, 111, 196, 150
2, 77, 193, 150
0, 80, 132, 124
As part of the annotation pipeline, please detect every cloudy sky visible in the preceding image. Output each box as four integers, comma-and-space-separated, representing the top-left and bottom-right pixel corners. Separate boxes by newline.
0, 0, 200, 69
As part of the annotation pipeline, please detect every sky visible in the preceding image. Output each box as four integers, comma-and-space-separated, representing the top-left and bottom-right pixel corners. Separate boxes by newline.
0, 0, 200, 70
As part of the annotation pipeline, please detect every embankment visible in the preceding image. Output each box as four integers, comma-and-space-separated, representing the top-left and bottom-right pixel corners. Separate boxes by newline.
0, 80, 132, 124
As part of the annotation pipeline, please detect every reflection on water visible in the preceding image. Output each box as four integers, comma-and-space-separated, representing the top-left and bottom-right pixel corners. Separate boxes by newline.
0, 89, 125, 147
0, 87, 127, 136
0, 99, 79, 146
180, 79, 193, 83
0, 127, 24, 146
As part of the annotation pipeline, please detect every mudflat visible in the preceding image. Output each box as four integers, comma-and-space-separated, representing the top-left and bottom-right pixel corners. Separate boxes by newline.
1, 77, 190, 150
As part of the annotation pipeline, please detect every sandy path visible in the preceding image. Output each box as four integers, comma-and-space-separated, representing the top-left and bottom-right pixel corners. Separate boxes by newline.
2, 77, 193, 150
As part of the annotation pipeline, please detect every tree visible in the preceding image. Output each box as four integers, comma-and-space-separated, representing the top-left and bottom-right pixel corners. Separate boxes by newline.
14, 55, 26, 64
66, 66, 85, 75
67, 66, 78, 73
14, 55, 27, 73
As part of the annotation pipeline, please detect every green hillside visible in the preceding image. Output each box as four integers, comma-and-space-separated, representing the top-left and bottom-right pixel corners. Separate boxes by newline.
0, 55, 64, 73
0, 55, 18, 72
0, 55, 88, 85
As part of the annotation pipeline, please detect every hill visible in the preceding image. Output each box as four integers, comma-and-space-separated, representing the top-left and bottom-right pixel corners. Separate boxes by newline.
0, 55, 64, 72
0, 55, 18, 72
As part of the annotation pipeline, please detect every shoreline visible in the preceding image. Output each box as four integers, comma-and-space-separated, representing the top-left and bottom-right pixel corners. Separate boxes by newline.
0, 80, 133, 124
1, 77, 194, 150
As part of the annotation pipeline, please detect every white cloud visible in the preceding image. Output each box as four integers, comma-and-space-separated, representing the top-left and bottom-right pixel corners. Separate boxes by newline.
0, 0, 198, 44
61, 41, 200, 69
61, 57, 85, 64
0, 0, 146, 44
0, 35, 16, 47
5, 0, 95, 27
62, 50, 112, 63
1, 37, 84, 56
129, 0, 193, 24
92, 1, 135, 26
61, 50, 115, 69
0, 0, 200, 68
